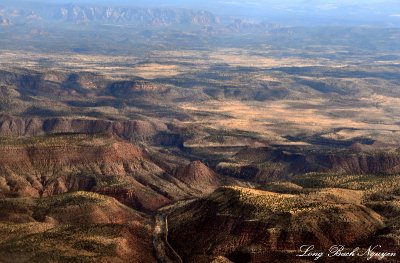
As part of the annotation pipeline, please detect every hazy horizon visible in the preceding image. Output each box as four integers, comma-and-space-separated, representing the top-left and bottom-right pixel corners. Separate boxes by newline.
1, 0, 399, 26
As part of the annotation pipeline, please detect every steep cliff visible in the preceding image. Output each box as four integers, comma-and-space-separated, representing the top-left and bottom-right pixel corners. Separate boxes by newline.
0, 134, 195, 211
0, 115, 185, 146
220, 147, 400, 182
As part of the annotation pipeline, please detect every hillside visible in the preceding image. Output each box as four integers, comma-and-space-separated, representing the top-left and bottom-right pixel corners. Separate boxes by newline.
0, 191, 155, 263
0, 134, 209, 211
174, 161, 223, 194
166, 186, 390, 262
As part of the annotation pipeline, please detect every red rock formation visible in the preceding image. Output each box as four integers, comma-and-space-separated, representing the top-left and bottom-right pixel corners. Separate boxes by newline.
0, 135, 198, 211
175, 161, 223, 194
0, 192, 157, 262
167, 187, 385, 262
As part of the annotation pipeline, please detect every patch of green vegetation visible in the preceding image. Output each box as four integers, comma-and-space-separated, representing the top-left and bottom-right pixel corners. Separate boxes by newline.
92, 174, 131, 189
291, 173, 400, 201
35, 191, 107, 208
23, 106, 72, 118
204, 134, 225, 143
213, 187, 329, 219
366, 200, 400, 218
56, 224, 125, 239
0, 223, 122, 263
204, 128, 260, 140
292, 173, 369, 189
263, 182, 308, 195
0, 198, 33, 212
0, 85, 26, 113
30, 252, 95, 263
72, 240, 116, 254
0, 133, 110, 147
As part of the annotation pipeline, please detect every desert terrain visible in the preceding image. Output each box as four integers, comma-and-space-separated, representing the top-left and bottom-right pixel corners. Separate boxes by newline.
0, 1, 400, 262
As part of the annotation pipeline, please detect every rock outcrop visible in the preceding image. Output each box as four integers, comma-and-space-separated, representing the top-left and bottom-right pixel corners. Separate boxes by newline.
0, 134, 196, 211
167, 186, 385, 262
0, 115, 181, 145
222, 147, 400, 182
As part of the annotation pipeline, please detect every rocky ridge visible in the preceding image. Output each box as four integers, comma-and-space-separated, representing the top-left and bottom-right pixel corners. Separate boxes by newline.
0, 134, 211, 211
166, 186, 386, 262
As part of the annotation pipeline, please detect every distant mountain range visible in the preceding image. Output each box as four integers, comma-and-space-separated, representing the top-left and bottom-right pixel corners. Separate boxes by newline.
55, 4, 220, 26
1, 1, 399, 29
0, 3, 220, 26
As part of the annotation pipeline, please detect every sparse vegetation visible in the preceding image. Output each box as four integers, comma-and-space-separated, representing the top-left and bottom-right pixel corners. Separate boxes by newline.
214, 186, 344, 217
35, 191, 107, 208
0, 192, 153, 262
0, 134, 112, 147
292, 173, 400, 202
1, 1, 400, 262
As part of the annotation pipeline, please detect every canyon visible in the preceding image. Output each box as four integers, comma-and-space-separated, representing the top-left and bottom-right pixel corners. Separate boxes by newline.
0, 0, 400, 262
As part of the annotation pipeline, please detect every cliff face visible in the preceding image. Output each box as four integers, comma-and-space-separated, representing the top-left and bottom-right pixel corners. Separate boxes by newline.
281, 150, 400, 177
0, 134, 196, 211
222, 147, 400, 182
0, 115, 184, 145
167, 187, 384, 263
309, 153, 400, 174
272, 150, 400, 175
